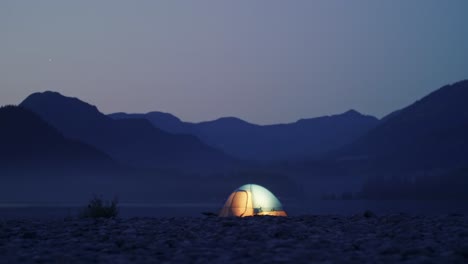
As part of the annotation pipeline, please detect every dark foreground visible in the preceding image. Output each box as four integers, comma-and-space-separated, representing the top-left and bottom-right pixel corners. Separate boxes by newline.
1, 214, 467, 263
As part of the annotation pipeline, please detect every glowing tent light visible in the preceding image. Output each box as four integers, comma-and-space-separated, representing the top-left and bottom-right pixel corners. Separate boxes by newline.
219, 184, 287, 217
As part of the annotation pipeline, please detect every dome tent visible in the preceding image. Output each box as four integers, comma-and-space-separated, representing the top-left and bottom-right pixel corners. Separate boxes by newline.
219, 184, 287, 217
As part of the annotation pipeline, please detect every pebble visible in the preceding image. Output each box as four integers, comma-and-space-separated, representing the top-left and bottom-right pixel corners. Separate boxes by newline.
0, 215, 466, 263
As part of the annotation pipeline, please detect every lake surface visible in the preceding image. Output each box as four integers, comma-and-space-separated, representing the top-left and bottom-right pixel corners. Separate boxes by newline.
0, 200, 467, 219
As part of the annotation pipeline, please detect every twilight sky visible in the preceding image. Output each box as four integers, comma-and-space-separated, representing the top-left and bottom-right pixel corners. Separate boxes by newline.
1, 0, 467, 124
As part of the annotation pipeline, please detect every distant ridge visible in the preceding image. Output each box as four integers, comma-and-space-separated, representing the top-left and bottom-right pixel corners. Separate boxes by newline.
110, 109, 379, 161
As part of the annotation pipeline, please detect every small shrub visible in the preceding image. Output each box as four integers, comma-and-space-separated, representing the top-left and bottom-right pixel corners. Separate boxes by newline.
363, 210, 376, 218
80, 196, 119, 219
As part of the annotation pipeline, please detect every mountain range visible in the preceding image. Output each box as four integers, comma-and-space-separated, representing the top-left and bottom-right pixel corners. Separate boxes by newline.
2, 79, 468, 200
14, 80, 468, 174
20, 92, 235, 171
109, 109, 379, 161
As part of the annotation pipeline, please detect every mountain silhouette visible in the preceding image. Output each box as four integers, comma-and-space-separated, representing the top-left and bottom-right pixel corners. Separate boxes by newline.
110, 109, 379, 161
336, 79, 468, 172
0, 105, 113, 169
0, 105, 297, 203
20, 92, 234, 171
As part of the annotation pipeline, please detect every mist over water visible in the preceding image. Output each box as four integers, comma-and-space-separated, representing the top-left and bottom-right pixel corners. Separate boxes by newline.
2, 200, 467, 220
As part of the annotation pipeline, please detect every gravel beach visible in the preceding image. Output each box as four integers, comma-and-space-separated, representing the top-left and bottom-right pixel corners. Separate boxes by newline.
1, 214, 467, 263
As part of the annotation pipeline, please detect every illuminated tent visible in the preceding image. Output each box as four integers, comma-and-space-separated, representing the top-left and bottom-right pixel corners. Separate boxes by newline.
219, 184, 287, 217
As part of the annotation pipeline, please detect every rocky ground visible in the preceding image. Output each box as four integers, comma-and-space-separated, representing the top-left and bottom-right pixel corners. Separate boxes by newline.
0, 213, 467, 263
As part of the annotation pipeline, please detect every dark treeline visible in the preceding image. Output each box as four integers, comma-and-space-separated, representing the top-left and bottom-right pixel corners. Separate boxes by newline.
360, 168, 468, 200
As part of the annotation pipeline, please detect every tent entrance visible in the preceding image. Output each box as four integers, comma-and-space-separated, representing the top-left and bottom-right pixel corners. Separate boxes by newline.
230, 190, 250, 217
